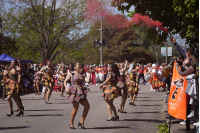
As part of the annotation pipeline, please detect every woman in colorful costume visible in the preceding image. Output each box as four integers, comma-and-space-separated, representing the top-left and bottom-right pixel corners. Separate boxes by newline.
117, 60, 128, 113
148, 64, 164, 91
6, 59, 23, 116
100, 64, 120, 121
126, 65, 139, 106
35, 59, 54, 104
57, 64, 68, 97
33, 67, 42, 95
64, 62, 91, 129
1, 65, 8, 99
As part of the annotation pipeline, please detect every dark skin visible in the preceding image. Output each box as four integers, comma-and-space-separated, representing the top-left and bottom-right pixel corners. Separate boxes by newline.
118, 60, 128, 112
100, 65, 118, 120
2, 65, 8, 99
35, 61, 54, 103
6, 59, 23, 115
64, 63, 91, 128
57, 63, 68, 96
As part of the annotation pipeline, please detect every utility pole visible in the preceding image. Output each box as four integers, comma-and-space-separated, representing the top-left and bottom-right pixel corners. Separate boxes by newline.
100, 15, 103, 66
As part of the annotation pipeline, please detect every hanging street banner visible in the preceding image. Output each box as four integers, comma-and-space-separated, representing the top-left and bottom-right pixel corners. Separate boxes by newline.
161, 47, 172, 56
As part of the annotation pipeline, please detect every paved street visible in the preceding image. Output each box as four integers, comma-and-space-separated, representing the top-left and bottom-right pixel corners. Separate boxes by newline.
0, 84, 166, 133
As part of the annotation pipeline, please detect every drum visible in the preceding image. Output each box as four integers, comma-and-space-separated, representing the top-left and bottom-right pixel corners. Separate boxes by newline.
162, 68, 172, 77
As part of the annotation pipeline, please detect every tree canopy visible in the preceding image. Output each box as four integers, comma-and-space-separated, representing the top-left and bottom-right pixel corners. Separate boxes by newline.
64, 18, 157, 65
112, 0, 199, 48
0, 0, 86, 62
0, 33, 17, 55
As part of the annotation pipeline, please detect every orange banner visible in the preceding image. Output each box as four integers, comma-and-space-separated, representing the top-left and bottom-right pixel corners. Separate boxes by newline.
168, 62, 188, 120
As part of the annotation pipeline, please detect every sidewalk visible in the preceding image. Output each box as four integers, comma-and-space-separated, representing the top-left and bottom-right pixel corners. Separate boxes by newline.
163, 94, 196, 133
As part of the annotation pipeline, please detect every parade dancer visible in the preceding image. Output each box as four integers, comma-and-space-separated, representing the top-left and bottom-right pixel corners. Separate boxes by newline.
148, 64, 164, 92
15, 67, 24, 112
126, 65, 139, 106
117, 60, 128, 113
6, 59, 23, 116
35, 59, 54, 104
100, 64, 120, 121
57, 64, 68, 97
33, 67, 42, 95
1, 65, 8, 99
64, 62, 91, 129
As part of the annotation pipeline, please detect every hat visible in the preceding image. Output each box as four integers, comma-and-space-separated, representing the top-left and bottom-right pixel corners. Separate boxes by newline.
152, 64, 156, 68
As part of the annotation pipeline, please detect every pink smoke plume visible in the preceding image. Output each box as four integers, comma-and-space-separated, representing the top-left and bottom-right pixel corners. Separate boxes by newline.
131, 13, 169, 33
85, 0, 169, 33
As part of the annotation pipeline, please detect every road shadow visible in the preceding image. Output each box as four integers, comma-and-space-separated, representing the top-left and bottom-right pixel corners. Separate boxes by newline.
138, 100, 160, 101
129, 111, 159, 114
137, 104, 160, 106
122, 118, 163, 123
25, 109, 63, 112
88, 126, 130, 129
0, 126, 30, 130
23, 99, 43, 100
136, 97, 150, 98
26, 114, 64, 117
54, 99, 66, 100
55, 102, 70, 104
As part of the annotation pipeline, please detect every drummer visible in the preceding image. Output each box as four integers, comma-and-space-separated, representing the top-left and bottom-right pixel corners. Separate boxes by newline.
162, 60, 174, 92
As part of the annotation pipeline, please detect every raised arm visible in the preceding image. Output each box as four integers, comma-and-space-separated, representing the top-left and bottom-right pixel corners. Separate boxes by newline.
56, 64, 62, 74
16, 58, 21, 71
170, 35, 186, 58
120, 60, 128, 74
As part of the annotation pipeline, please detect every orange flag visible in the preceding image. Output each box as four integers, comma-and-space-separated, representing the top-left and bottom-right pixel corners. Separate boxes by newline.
168, 62, 188, 120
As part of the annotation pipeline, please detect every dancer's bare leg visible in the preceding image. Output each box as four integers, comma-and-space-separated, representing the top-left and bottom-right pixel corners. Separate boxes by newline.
70, 101, 79, 127
44, 87, 47, 100
13, 95, 22, 113
36, 83, 40, 95
121, 94, 127, 111
60, 82, 64, 96
7, 95, 13, 113
106, 99, 118, 118
79, 99, 90, 127
33, 83, 37, 94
